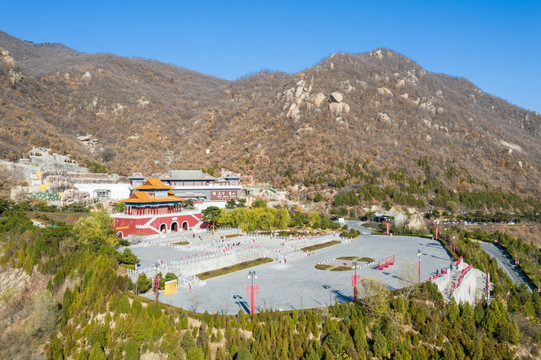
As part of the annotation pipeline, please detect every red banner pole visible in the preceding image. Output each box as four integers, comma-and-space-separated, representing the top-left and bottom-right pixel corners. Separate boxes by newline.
351, 274, 360, 301
251, 286, 254, 314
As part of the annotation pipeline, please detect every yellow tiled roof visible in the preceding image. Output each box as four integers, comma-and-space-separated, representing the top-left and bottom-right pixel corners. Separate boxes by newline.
134, 178, 172, 190
121, 190, 185, 204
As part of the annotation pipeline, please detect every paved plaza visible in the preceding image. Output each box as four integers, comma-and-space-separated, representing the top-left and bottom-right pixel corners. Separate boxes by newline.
131, 224, 453, 314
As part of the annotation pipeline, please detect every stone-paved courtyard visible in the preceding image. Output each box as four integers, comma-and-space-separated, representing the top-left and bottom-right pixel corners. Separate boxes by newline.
131, 223, 453, 314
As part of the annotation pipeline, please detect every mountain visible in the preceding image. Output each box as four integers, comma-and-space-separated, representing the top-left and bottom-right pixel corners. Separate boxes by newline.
1, 30, 540, 204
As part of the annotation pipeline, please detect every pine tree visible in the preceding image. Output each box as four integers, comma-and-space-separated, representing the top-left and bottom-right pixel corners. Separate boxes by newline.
372, 330, 388, 358
323, 344, 335, 360
236, 348, 254, 360
303, 347, 319, 360
76, 349, 90, 360
325, 330, 346, 355
181, 332, 196, 354
197, 323, 209, 348
353, 322, 368, 353
441, 342, 456, 360
125, 338, 140, 360
187, 347, 205, 360
88, 343, 106, 360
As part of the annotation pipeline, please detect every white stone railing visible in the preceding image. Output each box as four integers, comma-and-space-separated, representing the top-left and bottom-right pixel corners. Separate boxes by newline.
432, 271, 451, 286
177, 275, 206, 289
127, 263, 169, 276
169, 248, 264, 266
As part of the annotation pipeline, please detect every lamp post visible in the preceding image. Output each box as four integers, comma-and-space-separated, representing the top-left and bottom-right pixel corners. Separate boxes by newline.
246, 271, 259, 314
417, 250, 422, 283
351, 261, 360, 301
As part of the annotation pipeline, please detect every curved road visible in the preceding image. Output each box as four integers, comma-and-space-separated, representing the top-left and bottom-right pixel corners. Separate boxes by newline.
345, 220, 374, 235
477, 241, 535, 292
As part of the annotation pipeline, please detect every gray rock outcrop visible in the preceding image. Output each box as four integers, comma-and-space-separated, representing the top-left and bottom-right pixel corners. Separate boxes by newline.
287, 103, 301, 122
60, 189, 92, 205
377, 112, 391, 124
330, 92, 343, 103
0, 49, 15, 69
81, 71, 92, 82
311, 93, 326, 107
329, 102, 350, 116
377, 87, 393, 97
0, 48, 24, 84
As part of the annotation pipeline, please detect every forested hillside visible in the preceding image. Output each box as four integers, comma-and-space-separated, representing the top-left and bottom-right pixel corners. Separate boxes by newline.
0, 206, 540, 359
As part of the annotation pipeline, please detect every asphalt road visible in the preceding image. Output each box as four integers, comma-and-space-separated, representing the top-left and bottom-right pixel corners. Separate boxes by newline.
345, 220, 374, 235
477, 241, 535, 292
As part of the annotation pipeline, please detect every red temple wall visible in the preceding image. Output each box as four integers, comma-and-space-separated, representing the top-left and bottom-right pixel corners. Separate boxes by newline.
114, 213, 202, 238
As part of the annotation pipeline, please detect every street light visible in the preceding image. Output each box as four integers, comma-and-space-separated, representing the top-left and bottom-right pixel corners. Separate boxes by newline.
417, 250, 422, 283
248, 271, 257, 286
247, 271, 258, 314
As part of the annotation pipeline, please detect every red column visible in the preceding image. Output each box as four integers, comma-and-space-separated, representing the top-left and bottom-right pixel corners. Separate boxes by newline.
246, 285, 259, 314
250, 286, 255, 314
435, 226, 439, 240
386, 222, 391, 236
351, 274, 360, 300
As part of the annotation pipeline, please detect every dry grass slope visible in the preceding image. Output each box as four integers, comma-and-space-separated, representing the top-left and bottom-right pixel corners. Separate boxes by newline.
1, 31, 540, 201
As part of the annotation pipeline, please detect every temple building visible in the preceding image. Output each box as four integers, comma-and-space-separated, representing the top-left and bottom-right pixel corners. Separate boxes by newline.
128, 169, 241, 203
113, 178, 202, 239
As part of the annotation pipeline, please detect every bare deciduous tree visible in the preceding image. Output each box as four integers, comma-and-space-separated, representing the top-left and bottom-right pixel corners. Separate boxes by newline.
26, 290, 60, 338
398, 260, 418, 299
357, 277, 390, 320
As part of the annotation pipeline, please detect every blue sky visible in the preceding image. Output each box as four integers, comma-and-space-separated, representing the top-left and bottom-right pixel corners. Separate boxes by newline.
1, 1, 540, 112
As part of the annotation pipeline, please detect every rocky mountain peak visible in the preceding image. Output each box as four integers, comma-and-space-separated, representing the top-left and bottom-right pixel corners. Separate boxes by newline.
0, 31, 540, 198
